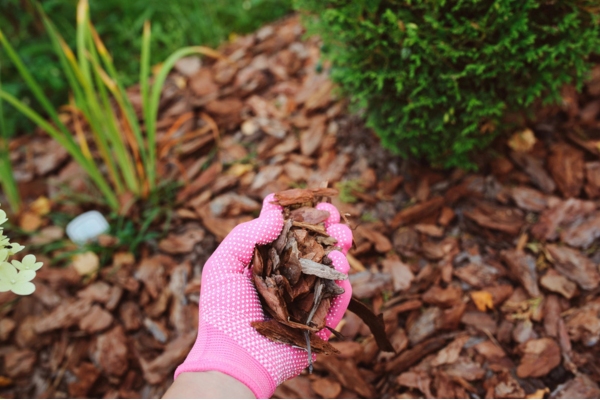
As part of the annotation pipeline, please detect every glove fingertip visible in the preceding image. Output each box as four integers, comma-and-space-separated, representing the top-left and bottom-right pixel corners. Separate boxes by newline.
317, 280, 352, 341
315, 203, 340, 227
327, 224, 353, 254
255, 209, 284, 245
260, 193, 283, 215
327, 250, 350, 275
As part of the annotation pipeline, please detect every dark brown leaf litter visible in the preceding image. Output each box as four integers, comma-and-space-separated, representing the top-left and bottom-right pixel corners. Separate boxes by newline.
251, 188, 393, 370
5, 13, 600, 400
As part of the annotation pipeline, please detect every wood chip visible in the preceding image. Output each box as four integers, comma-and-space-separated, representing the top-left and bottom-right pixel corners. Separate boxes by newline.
540, 269, 577, 299
560, 211, 600, 248
139, 331, 196, 384
158, 228, 205, 254
516, 338, 561, 378
310, 377, 342, 398
584, 161, 600, 198
511, 151, 556, 193
383, 258, 415, 292
298, 258, 348, 280
531, 198, 596, 241
546, 244, 600, 290
91, 325, 129, 377
547, 143, 584, 198
500, 250, 540, 297
78, 305, 114, 333
390, 197, 444, 229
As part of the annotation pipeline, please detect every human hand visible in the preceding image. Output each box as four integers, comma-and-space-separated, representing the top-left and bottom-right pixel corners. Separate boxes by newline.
174, 194, 353, 399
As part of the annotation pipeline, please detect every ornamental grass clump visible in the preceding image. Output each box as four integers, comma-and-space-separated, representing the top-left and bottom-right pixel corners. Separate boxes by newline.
0, 0, 222, 212
0, 206, 43, 295
295, 0, 600, 168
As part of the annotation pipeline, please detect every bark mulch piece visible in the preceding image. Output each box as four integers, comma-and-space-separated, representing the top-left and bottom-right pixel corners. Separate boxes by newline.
3, 14, 600, 400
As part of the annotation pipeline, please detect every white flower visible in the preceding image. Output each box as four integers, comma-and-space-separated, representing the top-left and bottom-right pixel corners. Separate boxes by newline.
7, 242, 24, 255
0, 210, 7, 226
0, 262, 35, 295
12, 254, 43, 272
0, 232, 8, 247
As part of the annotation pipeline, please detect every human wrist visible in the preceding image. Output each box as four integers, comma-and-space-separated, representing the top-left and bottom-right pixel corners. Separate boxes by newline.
164, 371, 255, 399
175, 324, 276, 399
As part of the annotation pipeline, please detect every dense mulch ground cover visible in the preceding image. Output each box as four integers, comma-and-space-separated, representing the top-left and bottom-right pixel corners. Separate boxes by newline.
1, 15, 600, 399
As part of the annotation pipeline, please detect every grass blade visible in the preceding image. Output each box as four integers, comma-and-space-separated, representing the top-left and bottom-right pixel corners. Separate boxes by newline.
0, 59, 20, 213
85, 22, 139, 194
90, 23, 150, 189
140, 20, 153, 187
0, 90, 119, 211
0, 28, 71, 136
146, 45, 225, 186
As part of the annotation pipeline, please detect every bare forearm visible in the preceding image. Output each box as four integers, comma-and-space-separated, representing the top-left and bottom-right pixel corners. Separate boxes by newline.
163, 371, 256, 399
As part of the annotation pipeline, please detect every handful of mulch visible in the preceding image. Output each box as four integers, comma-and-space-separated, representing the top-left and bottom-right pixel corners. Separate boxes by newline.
251, 188, 394, 370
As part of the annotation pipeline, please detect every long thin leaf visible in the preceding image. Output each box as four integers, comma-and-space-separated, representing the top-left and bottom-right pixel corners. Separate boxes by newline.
72, 5, 126, 195
146, 46, 224, 186
0, 90, 119, 211
38, 11, 128, 199
139, 20, 153, 187
85, 22, 139, 194
0, 59, 20, 213
0, 29, 72, 137
76, 0, 92, 84
90, 24, 151, 188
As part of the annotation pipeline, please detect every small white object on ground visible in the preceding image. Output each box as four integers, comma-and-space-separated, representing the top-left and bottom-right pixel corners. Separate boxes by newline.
66, 211, 109, 245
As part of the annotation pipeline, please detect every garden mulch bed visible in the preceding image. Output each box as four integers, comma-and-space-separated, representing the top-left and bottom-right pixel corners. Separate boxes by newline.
1, 14, 600, 399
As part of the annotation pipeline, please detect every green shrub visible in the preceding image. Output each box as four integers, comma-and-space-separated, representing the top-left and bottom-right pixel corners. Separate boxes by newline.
295, 0, 600, 168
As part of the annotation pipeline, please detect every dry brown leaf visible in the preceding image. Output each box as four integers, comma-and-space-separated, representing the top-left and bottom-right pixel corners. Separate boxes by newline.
508, 128, 536, 152
30, 196, 51, 216
18, 211, 42, 232
72, 251, 100, 276
470, 291, 494, 311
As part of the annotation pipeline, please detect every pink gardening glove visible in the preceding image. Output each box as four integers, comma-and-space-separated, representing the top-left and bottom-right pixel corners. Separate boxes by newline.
175, 194, 353, 399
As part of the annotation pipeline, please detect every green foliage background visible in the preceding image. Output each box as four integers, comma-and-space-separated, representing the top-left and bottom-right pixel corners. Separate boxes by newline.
295, 0, 600, 168
1, 0, 292, 135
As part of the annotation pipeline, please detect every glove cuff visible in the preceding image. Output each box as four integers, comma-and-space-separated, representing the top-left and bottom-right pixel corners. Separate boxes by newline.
175, 324, 276, 399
